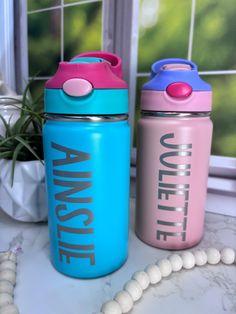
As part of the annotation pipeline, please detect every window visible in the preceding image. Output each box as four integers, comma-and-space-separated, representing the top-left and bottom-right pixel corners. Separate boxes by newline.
1, 0, 235, 215
26, 0, 102, 98
136, 0, 236, 158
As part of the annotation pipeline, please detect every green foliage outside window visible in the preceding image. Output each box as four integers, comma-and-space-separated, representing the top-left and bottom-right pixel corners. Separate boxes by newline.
138, 0, 236, 157
27, 0, 236, 157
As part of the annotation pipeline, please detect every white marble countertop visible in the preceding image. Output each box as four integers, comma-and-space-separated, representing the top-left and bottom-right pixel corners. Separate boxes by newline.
0, 198, 236, 314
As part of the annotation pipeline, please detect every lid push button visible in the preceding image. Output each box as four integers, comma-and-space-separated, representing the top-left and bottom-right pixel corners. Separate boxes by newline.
166, 82, 192, 99
63, 78, 93, 97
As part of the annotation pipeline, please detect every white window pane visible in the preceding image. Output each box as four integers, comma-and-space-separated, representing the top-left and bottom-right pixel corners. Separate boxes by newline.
192, 0, 236, 71
64, 2, 102, 60
204, 75, 236, 157
28, 9, 61, 76
28, 0, 60, 12
138, 0, 191, 73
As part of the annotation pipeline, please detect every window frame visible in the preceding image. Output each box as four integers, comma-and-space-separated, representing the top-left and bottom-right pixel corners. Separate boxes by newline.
14, 0, 29, 93
0, 0, 16, 91
1, 0, 234, 216
102, 0, 139, 141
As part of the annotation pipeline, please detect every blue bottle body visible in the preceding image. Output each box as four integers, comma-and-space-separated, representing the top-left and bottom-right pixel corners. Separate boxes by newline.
43, 119, 130, 278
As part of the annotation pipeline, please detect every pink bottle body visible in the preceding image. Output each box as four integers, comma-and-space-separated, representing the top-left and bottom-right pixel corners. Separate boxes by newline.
136, 114, 213, 250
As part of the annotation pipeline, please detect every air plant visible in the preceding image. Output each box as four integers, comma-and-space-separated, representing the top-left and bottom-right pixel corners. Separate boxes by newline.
0, 81, 44, 184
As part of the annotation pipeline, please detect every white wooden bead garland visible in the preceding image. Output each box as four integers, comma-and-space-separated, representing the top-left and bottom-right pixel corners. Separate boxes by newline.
220, 248, 235, 265
0, 261, 16, 273
101, 300, 122, 314
123, 280, 143, 302
181, 251, 195, 270
132, 271, 150, 290
114, 291, 133, 313
206, 248, 221, 265
94, 247, 235, 314
0, 304, 19, 314
193, 250, 207, 266
144, 264, 162, 284
168, 254, 183, 272
157, 258, 172, 277
0, 252, 19, 314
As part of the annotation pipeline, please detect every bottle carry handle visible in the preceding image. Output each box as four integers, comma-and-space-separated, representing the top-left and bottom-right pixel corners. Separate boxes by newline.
74, 51, 124, 79
151, 58, 197, 79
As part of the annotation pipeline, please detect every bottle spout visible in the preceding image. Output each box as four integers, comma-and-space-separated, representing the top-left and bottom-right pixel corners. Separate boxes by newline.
73, 51, 123, 79
151, 58, 197, 79
162, 63, 192, 71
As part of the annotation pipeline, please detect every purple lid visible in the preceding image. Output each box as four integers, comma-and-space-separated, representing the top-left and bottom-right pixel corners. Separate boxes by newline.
141, 58, 212, 112
143, 58, 211, 91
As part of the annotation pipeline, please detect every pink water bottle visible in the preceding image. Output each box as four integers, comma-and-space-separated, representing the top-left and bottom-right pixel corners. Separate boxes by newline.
136, 58, 213, 250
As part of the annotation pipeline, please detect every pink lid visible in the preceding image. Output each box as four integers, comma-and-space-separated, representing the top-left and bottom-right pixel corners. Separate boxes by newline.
75, 51, 123, 79
46, 51, 127, 89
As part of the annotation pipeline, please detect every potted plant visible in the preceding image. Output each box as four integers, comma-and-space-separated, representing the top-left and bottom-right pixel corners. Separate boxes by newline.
0, 82, 47, 222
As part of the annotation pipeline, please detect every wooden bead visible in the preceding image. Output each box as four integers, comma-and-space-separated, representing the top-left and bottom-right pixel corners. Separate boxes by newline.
0, 253, 16, 263
0, 281, 14, 295
0, 253, 8, 263
145, 265, 162, 284
181, 251, 195, 269
114, 290, 133, 313
0, 293, 13, 307
124, 279, 143, 301
101, 300, 122, 314
194, 250, 207, 266
132, 271, 150, 290
0, 261, 16, 273
206, 248, 221, 265
168, 254, 183, 272
220, 248, 235, 265
0, 270, 16, 285
157, 259, 172, 277
0, 304, 19, 314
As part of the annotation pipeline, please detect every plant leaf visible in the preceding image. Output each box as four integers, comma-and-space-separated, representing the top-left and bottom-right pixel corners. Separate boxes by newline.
0, 114, 12, 137
14, 135, 43, 162
21, 81, 32, 114
11, 142, 24, 185
0, 151, 13, 159
0, 135, 17, 147
11, 115, 29, 135
0, 97, 22, 107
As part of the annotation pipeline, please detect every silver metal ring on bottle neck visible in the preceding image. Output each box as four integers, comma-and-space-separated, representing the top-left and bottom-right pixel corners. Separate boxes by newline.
141, 111, 211, 118
44, 114, 128, 122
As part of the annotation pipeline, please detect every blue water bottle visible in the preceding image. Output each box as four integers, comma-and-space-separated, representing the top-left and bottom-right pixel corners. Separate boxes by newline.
43, 52, 130, 278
